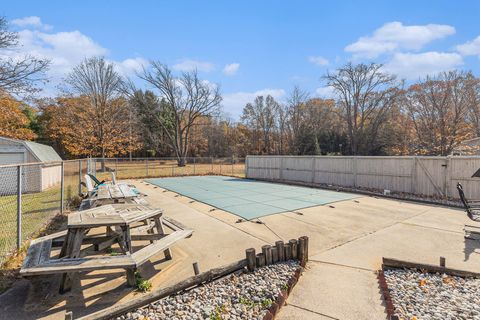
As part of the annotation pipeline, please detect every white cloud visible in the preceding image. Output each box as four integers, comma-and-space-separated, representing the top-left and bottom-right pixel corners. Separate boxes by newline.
200, 79, 219, 91
11, 29, 108, 78
308, 56, 329, 66
456, 36, 480, 56
172, 59, 215, 72
222, 88, 286, 118
223, 63, 240, 76
11, 16, 52, 30
114, 57, 148, 77
1, 18, 149, 96
383, 52, 463, 80
315, 86, 336, 98
345, 22, 455, 58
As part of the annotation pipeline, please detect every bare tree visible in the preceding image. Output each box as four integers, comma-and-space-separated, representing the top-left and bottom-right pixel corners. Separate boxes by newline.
466, 75, 480, 136
285, 86, 310, 153
241, 95, 279, 154
0, 17, 49, 95
65, 57, 132, 168
275, 103, 289, 154
324, 63, 401, 155
140, 62, 222, 166
405, 71, 473, 155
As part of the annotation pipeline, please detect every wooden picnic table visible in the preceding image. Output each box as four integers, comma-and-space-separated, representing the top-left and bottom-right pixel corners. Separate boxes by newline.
58, 204, 169, 293
95, 183, 138, 202
80, 183, 148, 210
20, 204, 193, 294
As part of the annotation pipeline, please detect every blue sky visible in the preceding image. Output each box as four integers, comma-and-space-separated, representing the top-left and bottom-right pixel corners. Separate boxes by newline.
2, 1, 480, 119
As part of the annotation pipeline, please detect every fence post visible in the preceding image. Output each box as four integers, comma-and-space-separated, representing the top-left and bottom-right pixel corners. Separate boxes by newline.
411, 157, 417, 194
17, 165, 22, 250
445, 156, 451, 198
311, 157, 316, 184
232, 156, 234, 175
146, 159, 149, 177
61, 162, 65, 214
78, 160, 82, 196
279, 157, 284, 181
211, 157, 214, 173
115, 158, 118, 174
193, 157, 196, 175
353, 156, 358, 188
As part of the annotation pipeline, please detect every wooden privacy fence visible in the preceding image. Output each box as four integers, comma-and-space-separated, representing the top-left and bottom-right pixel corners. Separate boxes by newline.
246, 155, 480, 200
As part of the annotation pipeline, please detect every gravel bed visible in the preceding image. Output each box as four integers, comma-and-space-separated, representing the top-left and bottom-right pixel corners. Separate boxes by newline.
384, 269, 480, 320
116, 261, 300, 320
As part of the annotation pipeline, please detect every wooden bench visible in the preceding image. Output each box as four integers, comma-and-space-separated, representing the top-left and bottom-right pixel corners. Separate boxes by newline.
20, 230, 192, 277
20, 206, 193, 292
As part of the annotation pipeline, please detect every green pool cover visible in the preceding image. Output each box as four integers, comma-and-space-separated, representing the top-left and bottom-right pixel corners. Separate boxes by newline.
145, 176, 360, 220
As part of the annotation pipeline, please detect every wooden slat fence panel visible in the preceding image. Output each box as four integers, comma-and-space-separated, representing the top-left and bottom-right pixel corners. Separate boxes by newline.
449, 157, 480, 199
246, 155, 480, 200
314, 157, 354, 187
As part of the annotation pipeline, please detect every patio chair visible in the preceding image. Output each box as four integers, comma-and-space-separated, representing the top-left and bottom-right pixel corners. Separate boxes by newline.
84, 174, 97, 197
88, 173, 106, 187
111, 171, 117, 184
109, 171, 145, 197
456, 183, 480, 221
456, 183, 480, 240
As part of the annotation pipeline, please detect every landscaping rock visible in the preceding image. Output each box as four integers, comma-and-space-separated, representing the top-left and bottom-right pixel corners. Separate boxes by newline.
384, 269, 480, 320
115, 261, 300, 320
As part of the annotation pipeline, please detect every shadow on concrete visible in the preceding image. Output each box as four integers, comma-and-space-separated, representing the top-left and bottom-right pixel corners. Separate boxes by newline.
464, 237, 480, 261
2, 241, 174, 319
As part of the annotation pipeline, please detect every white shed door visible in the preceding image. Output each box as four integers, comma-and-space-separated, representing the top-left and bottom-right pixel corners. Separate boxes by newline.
0, 152, 24, 165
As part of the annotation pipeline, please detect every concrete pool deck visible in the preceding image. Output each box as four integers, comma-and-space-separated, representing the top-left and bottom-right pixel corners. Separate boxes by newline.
1, 177, 480, 319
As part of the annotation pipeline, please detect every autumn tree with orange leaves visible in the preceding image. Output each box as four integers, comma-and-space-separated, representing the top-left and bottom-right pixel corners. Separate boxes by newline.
63, 57, 140, 162
39, 57, 140, 160
0, 94, 37, 140
40, 96, 140, 159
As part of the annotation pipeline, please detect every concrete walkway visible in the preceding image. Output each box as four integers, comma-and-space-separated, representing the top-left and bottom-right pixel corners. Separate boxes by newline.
1, 178, 479, 320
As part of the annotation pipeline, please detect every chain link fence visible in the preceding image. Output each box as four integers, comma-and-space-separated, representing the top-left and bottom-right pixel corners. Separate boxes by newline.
0, 157, 245, 264
91, 157, 245, 181
0, 162, 62, 264
0, 165, 20, 265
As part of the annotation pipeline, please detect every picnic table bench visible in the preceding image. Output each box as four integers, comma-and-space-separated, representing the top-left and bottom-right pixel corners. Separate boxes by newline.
80, 184, 148, 210
20, 204, 192, 293
94, 184, 143, 203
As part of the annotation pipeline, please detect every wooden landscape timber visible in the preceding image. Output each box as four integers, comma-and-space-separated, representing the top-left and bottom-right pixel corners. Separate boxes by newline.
380, 257, 480, 319
73, 235, 309, 320
382, 257, 480, 278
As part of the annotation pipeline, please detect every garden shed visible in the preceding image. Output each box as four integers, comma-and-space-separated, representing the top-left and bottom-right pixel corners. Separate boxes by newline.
0, 137, 62, 193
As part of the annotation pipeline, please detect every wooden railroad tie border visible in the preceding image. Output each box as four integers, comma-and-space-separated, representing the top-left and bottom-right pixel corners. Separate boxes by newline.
73, 235, 309, 320
380, 257, 480, 320
382, 257, 480, 279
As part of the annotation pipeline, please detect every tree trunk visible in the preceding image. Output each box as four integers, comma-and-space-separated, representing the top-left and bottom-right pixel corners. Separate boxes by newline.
177, 157, 186, 167
101, 147, 106, 172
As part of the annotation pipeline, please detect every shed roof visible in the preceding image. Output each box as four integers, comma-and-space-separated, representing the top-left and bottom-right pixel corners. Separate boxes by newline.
0, 137, 62, 162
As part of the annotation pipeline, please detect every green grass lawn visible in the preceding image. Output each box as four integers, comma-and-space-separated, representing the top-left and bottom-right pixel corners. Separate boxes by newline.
0, 187, 61, 264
